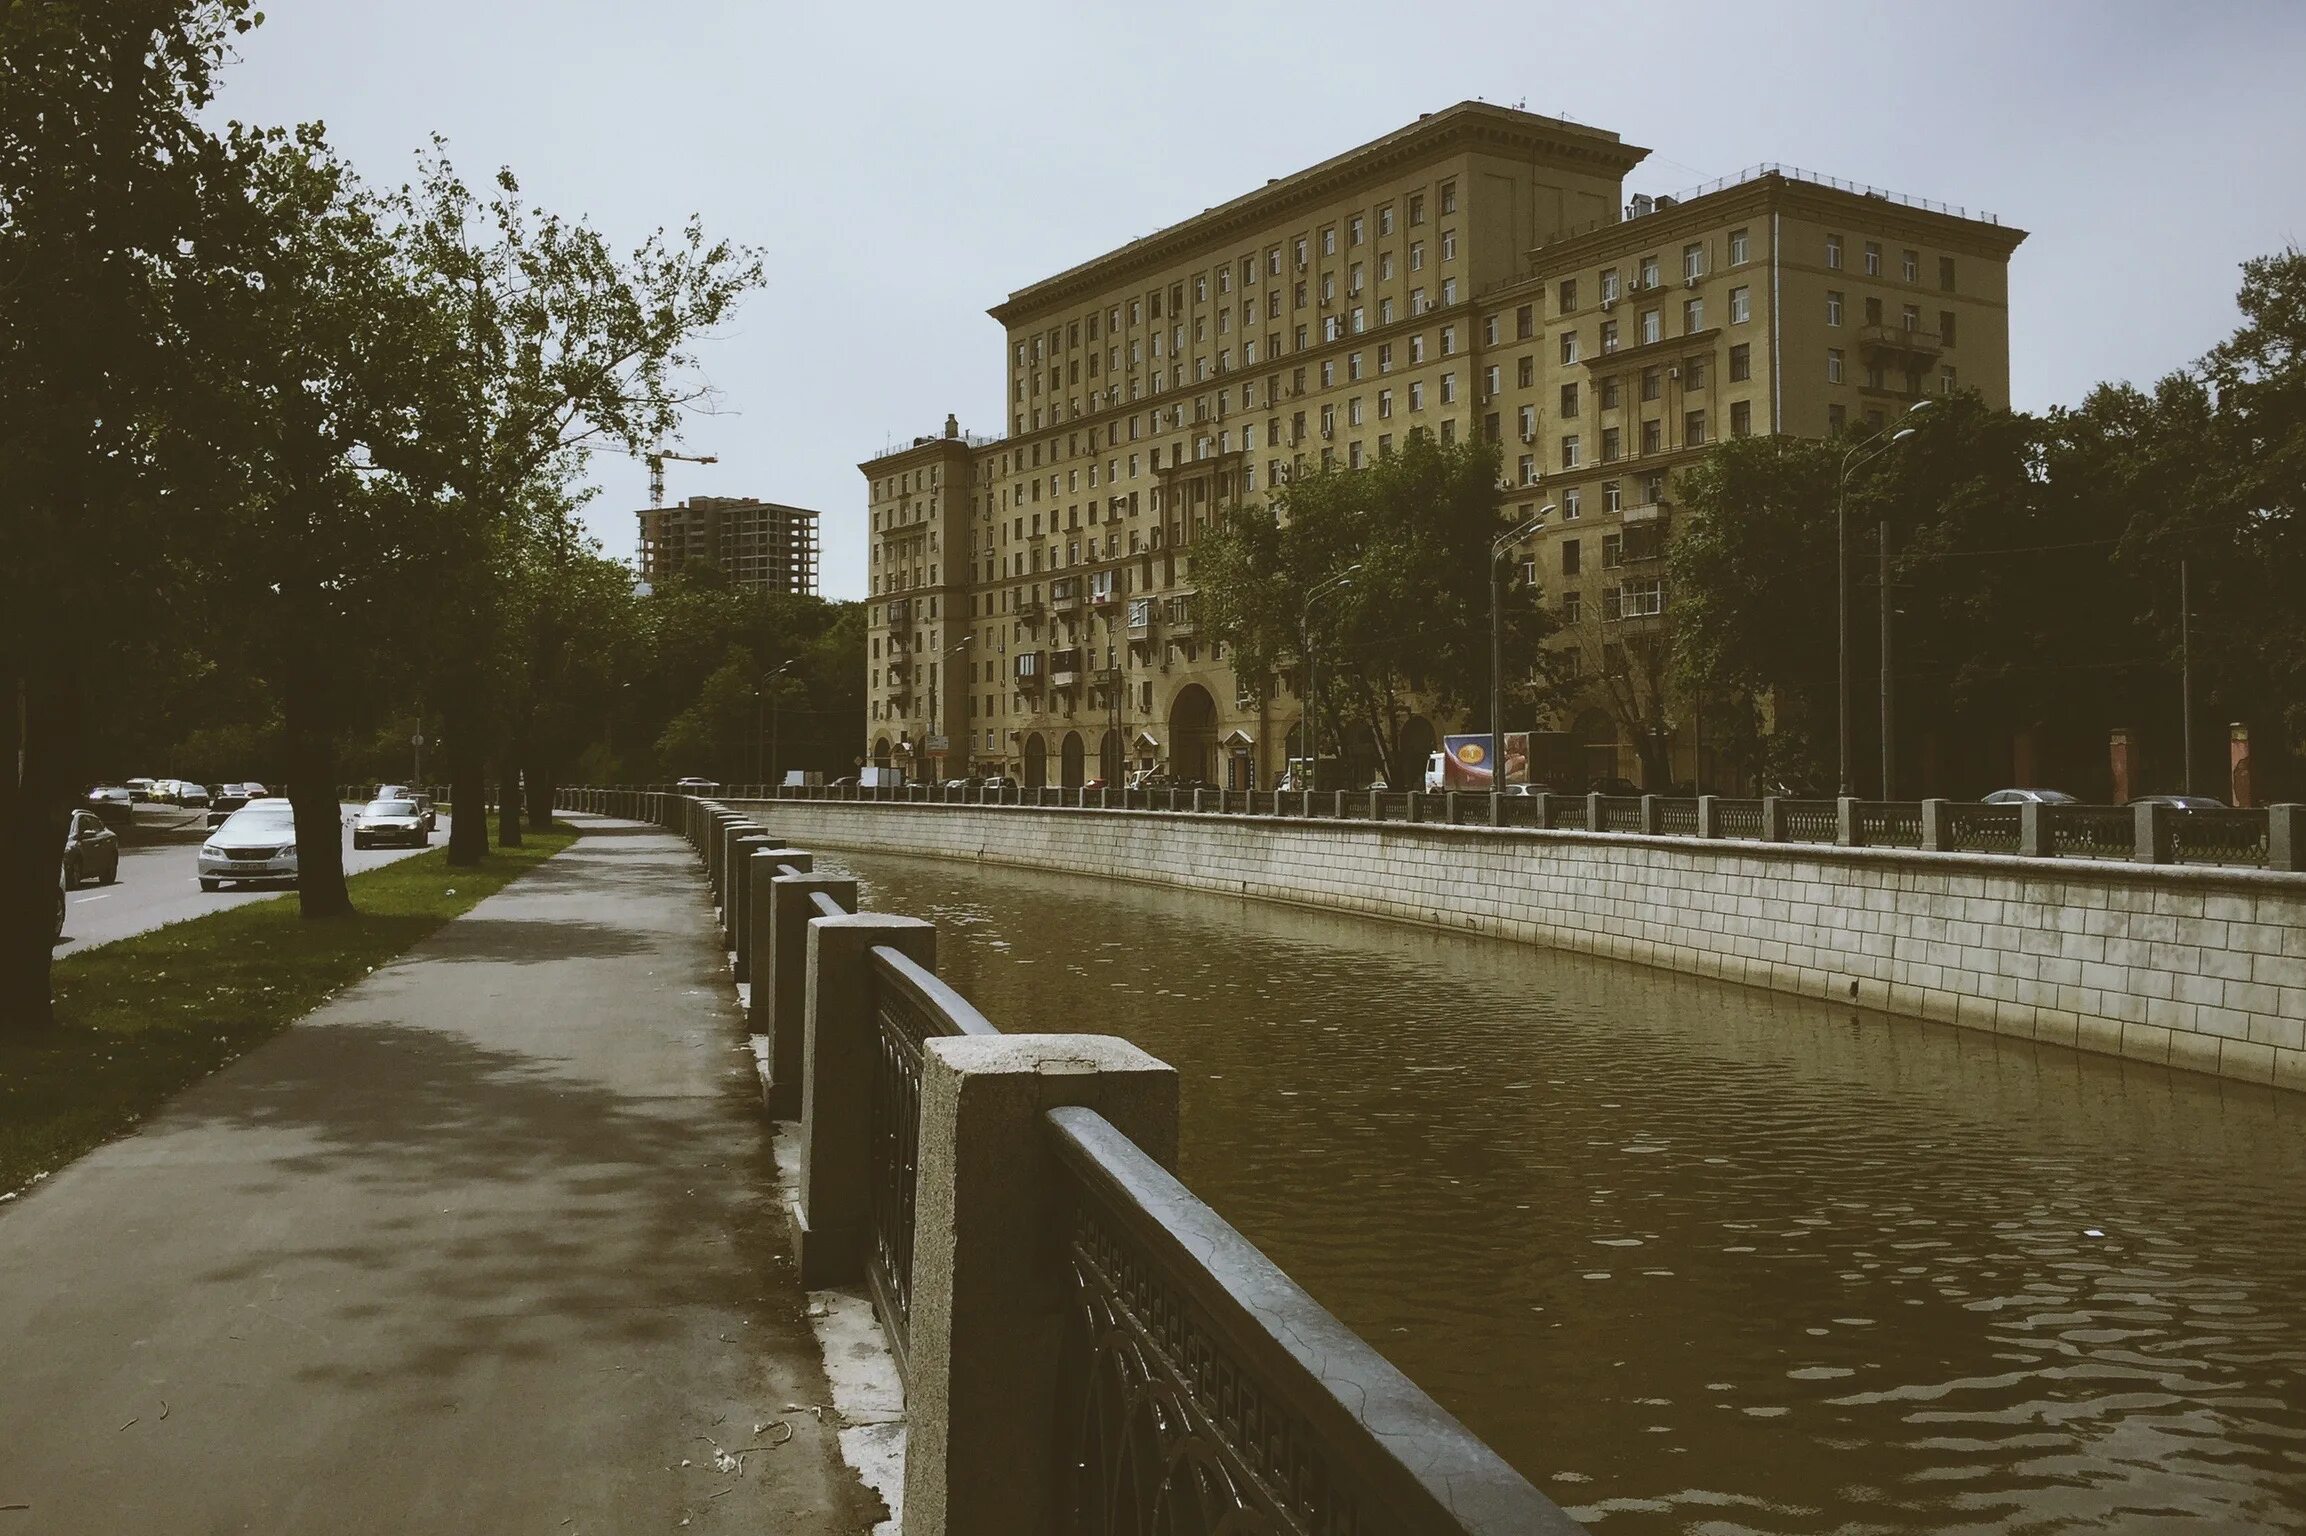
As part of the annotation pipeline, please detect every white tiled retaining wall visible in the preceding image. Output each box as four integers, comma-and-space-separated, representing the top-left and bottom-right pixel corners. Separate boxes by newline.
730, 801, 2306, 1094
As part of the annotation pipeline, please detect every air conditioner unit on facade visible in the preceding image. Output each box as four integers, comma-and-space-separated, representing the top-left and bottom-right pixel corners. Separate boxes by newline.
1521, 431, 1537, 444
1602, 297, 1617, 311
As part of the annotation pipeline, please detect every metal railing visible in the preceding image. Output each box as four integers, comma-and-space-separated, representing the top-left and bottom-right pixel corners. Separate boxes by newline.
2173, 808, 2269, 867
1047, 1106, 1578, 1536
2050, 804, 2135, 861
864, 944, 998, 1375
1858, 801, 1923, 849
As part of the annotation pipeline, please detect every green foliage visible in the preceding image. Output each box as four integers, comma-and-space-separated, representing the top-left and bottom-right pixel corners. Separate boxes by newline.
1196, 433, 1566, 784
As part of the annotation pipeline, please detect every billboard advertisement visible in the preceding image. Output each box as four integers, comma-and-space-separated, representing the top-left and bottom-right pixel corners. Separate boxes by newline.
1434, 733, 1530, 789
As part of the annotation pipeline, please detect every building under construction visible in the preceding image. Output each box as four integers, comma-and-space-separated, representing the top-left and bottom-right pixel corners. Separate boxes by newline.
636, 496, 822, 595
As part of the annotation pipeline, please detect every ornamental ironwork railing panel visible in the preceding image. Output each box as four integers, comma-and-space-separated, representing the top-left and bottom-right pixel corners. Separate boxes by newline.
1046, 1106, 1579, 1536
1713, 798, 1765, 839
2049, 804, 2134, 861
1544, 797, 1588, 831
1597, 796, 1644, 833
864, 944, 1000, 1378
1498, 794, 1543, 828
1658, 799, 1700, 837
2172, 808, 2268, 868
1780, 799, 1841, 843
1944, 804, 2019, 854
1859, 801, 1923, 848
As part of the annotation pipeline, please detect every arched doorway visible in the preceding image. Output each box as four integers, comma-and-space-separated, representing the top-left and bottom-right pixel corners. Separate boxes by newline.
1099, 729, 1122, 784
1060, 731, 1085, 787
1023, 733, 1048, 788
1572, 709, 1618, 787
872, 736, 892, 769
1167, 685, 1217, 785
1396, 715, 1436, 788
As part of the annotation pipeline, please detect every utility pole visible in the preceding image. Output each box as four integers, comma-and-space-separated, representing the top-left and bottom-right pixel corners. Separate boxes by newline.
1491, 508, 1551, 794
2181, 560, 2194, 795
1879, 517, 1895, 799
1836, 400, 1931, 795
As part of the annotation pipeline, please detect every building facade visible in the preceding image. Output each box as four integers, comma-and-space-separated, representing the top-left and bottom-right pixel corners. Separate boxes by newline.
637, 495, 822, 595
862, 103, 2023, 788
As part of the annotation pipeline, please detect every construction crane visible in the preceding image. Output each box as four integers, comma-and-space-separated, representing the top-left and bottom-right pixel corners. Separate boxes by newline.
644, 449, 718, 507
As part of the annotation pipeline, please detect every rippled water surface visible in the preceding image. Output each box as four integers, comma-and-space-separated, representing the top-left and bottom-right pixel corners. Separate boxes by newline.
826, 847, 2306, 1533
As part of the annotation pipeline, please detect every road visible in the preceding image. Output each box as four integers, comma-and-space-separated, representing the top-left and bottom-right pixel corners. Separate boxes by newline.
56, 805, 454, 957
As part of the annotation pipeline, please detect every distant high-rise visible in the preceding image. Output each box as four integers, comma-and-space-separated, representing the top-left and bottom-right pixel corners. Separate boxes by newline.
636, 496, 821, 595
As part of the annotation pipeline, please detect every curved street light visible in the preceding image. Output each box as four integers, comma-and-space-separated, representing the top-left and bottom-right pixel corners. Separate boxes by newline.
1299, 564, 1361, 792
1492, 506, 1556, 794
1837, 399, 1933, 796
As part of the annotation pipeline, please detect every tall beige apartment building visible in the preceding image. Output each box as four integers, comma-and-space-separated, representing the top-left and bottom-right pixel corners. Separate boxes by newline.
863, 103, 2023, 788
637, 495, 822, 595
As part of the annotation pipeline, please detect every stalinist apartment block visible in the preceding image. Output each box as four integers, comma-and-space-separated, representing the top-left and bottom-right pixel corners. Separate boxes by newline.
863, 102, 2023, 788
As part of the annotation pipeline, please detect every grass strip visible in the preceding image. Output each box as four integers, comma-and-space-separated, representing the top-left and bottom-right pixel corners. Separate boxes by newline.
0, 821, 579, 1197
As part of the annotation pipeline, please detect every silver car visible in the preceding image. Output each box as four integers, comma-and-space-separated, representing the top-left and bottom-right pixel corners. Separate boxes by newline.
353, 798, 428, 850
198, 800, 300, 891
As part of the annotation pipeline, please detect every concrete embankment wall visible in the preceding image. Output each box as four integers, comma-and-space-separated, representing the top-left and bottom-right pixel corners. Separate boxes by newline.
730, 799, 2306, 1094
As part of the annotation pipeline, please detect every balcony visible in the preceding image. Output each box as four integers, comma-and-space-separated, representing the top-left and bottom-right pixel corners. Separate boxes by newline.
1014, 652, 1045, 687
1052, 585, 1082, 613
1620, 501, 1668, 525
1091, 666, 1123, 688
1049, 649, 1082, 689
1856, 324, 1943, 363
1016, 596, 1045, 620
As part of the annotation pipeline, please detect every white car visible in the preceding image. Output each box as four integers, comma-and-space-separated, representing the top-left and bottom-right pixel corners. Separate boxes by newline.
353, 798, 428, 850
199, 799, 300, 891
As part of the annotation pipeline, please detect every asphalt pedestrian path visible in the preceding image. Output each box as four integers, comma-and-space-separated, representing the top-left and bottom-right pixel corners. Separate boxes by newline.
0, 818, 881, 1534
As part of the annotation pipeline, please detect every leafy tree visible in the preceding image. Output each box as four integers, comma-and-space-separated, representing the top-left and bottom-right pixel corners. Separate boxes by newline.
1195, 433, 1568, 786
0, 0, 254, 1030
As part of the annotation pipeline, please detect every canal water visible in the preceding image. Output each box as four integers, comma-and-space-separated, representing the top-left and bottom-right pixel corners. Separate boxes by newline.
824, 847, 2306, 1534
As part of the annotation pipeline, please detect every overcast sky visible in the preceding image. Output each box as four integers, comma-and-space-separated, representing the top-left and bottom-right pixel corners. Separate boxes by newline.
211, 0, 2306, 600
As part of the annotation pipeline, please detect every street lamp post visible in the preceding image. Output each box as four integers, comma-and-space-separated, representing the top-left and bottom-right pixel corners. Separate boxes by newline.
1491, 507, 1554, 794
1300, 565, 1360, 792
758, 661, 796, 795
948, 636, 974, 779
1836, 400, 1932, 796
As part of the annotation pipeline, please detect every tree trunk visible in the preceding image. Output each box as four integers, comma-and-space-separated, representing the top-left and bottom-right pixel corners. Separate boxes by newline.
524, 758, 554, 831
284, 661, 354, 919
444, 690, 490, 867
0, 667, 80, 1037
495, 751, 523, 848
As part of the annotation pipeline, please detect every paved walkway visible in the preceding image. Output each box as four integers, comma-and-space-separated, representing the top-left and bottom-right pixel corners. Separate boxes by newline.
0, 819, 880, 1534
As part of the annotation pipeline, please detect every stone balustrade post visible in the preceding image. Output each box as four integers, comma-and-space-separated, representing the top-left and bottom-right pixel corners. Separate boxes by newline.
901, 1034, 1180, 1536
2134, 800, 2175, 865
1639, 794, 1663, 835
1368, 789, 1383, 820
1836, 796, 1863, 847
717, 817, 759, 918
1332, 789, 1348, 820
1920, 798, 1950, 852
1406, 791, 1424, 824
2019, 800, 2052, 858
1696, 795, 1719, 838
1444, 791, 1461, 826
791, 911, 935, 1285
1532, 792, 1553, 829
1488, 789, 1506, 828
760, 871, 849, 1116
746, 850, 812, 1016
1586, 791, 1604, 832
728, 834, 776, 974
1193, 788, 1208, 814
1761, 795, 1785, 842
2271, 804, 2304, 873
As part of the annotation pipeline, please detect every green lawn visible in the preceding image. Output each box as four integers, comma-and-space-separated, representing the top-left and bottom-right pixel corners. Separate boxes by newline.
0, 822, 578, 1197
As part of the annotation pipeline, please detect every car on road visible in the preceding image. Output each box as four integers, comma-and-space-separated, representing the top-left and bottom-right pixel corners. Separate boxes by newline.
206, 783, 261, 827
62, 809, 121, 888
125, 777, 157, 803
674, 776, 722, 791
2129, 794, 2227, 810
353, 797, 429, 850
198, 799, 300, 890
403, 791, 438, 832
1982, 788, 2076, 805
85, 786, 135, 831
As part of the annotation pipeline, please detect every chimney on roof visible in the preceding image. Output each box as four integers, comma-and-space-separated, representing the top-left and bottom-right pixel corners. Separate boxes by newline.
944, 413, 959, 439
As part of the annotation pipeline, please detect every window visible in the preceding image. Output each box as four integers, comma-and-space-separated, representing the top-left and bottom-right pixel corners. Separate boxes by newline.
1408, 380, 1424, 411
1683, 297, 1703, 331
1518, 403, 1536, 439
1939, 255, 1956, 292
1686, 356, 1707, 390
1901, 248, 1919, 283
1640, 255, 1661, 290
1348, 350, 1363, 380
1601, 532, 1623, 569
1729, 342, 1751, 382
1439, 372, 1457, 404
1441, 229, 1457, 263
1684, 409, 1706, 446
1683, 242, 1704, 281
1826, 234, 1844, 269
1410, 333, 1425, 363
1483, 314, 1499, 346
1321, 226, 1336, 256
1348, 215, 1364, 246
1409, 286, 1425, 314
1601, 425, 1622, 462
1409, 192, 1426, 225
1518, 355, 1535, 388
1729, 285, 1750, 324
1562, 487, 1581, 520
1409, 240, 1424, 272
1826, 290, 1844, 327
1556, 279, 1577, 314
1483, 364, 1501, 395
1940, 310, 1958, 347
1731, 399, 1752, 437
1602, 585, 1621, 622
1730, 228, 1750, 265
1378, 297, 1395, 325
1348, 395, 1364, 426
1603, 480, 1622, 513
1559, 330, 1579, 365
1941, 365, 1958, 394
1864, 241, 1881, 276
1560, 382, 1579, 417
1560, 434, 1581, 469
1902, 303, 1921, 332
1378, 387, 1393, 419
1439, 180, 1456, 214
1378, 204, 1395, 236
1517, 303, 1536, 340
1379, 251, 1395, 281
1561, 539, 1581, 575
1517, 453, 1536, 485
1601, 375, 1621, 408
1826, 348, 1844, 384
1600, 268, 1621, 303
1440, 323, 1456, 355
1641, 419, 1662, 454
1601, 319, 1620, 353
1560, 589, 1582, 623
1640, 308, 1661, 345
1641, 366, 1660, 402
1865, 295, 1882, 326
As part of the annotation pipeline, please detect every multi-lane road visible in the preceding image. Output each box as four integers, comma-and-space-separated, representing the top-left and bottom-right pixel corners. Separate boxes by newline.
56, 805, 453, 957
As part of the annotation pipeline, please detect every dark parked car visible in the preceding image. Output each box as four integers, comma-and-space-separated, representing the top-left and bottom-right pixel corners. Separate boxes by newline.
85, 786, 135, 831
205, 783, 265, 827
1982, 788, 2076, 805
1583, 777, 1645, 798
63, 809, 120, 888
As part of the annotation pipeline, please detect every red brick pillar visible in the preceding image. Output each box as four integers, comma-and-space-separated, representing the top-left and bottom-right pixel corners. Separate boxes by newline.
2108, 727, 2136, 805
2229, 722, 2254, 808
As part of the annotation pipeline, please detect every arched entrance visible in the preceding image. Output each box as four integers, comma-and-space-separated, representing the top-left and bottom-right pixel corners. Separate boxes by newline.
1572, 709, 1618, 787
1023, 733, 1048, 788
1060, 731, 1085, 787
1167, 685, 1217, 785
872, 736, 892, 769
1099, 729, 1122, 784
1396, 715, 1437, 788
